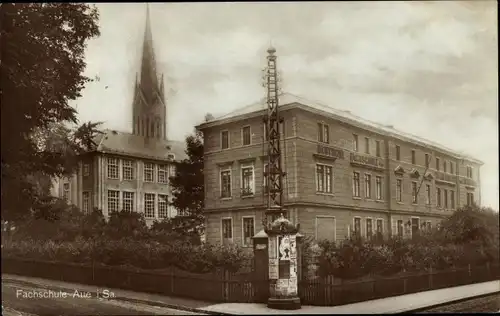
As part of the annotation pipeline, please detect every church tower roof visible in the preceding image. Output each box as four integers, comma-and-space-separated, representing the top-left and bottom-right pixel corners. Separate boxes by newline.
140, 4, 159, 103
132, 4, 168, 140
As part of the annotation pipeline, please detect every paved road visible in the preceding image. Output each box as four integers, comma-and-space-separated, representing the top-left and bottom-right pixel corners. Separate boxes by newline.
2, 280, 205, 316
420, 293, 500, 313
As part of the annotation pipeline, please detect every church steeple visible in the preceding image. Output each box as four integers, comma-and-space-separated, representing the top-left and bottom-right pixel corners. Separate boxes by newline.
140, 4, 158, 101
132, 4, 167, 140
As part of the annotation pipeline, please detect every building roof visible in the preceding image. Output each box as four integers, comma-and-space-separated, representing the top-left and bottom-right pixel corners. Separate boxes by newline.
197, 92, 482, 164
92, 129, 187, 162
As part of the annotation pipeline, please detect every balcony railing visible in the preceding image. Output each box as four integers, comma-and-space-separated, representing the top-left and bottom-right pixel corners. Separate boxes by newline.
350, 152, 385, 170
435, 172, 457, 184
459, 177, 477, 187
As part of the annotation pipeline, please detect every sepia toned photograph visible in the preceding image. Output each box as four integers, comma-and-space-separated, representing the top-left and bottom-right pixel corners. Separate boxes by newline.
1, 2, 498, 315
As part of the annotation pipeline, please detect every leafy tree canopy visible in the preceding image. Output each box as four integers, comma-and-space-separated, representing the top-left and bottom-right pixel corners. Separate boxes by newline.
1, 3, 101, 222
169, 130, 204, 238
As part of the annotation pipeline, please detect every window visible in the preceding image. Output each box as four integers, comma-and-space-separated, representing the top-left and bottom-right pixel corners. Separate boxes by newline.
467, 192, 474, 206
364, 137, 370, 154
242, 217, 255, 247
63, 183, 70, 202
316, 164, 333, 194
426, 184, 431, 205
376, 141, 381, 157
397, 220, 403, 237
122, 160, 134, 180
144, 193, 155, 218
242, 126, 251, 146
365, 174, 372, 198
436, 157, 440, 171
107, 190, 119, 213
158, 164, 168, 184
82, 191, 90, 213
220, 169, 232, 198
366, 218, 373, 240
83, 164, 90, 177
144, 163, 154, 182
222, 218, 232, 241
353, 172, 360, 197
122, 191, 134, 212
221, 130, 229, 149
411, 150, 416, 165
450, 191, 455, 209
450, 161, 454, 175
241, 165, 254, 196
425, 154, 429, 168
376, 219, 383, 240
466, 166, 473, 178
158, 194, 168, 219
411, 218, 420, 238
354, 217, 361, 239
107, 158, 119, 179
396, 179, 402, 202
376, 176, 382, 200
396, 145, 401, 161
353, 134, 359, 152
317, 123, 329, 143
426, 221, 432, 231
437, 188, 442, 207
444, 189, 448, 208
443, 161, 447, 173
412, 181, 418, 204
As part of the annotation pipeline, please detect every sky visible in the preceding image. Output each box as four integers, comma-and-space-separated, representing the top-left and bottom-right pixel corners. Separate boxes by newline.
73, 2, 498, 210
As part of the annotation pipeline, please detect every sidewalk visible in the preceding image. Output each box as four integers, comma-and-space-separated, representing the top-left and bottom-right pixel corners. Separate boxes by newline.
2, 274, 499, 315
200, 280, 500, 314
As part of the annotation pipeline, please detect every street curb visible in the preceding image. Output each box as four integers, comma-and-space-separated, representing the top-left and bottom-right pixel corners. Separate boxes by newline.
397, 290, 500, 314
2, 277, 231, 315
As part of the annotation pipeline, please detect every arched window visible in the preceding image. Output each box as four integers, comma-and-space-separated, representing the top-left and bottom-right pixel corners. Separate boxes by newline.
150, 119, 155, 137
145, 117, 150, 137
142, 118, 146, 136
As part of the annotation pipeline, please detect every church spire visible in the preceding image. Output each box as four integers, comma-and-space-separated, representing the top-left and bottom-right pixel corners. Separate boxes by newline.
132, 4, 168, 140
140, 3, 158, 101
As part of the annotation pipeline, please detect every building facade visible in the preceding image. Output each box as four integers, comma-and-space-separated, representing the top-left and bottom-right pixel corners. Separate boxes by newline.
196, 93, 482, 247
52, 7, 187, 225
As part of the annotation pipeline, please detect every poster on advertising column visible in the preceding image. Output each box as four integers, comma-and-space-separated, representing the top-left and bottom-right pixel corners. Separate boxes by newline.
269, 258, 279, 279
289, 235, 297, 260
288, 277, 298, 296
269, 236, 277, 259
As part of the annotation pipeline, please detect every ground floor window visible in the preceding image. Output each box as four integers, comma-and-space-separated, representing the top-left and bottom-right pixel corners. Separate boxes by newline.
144, 193, 155, 218
222, 218, 232, 243
242, 217, 254, 247
107, 190, 119, 213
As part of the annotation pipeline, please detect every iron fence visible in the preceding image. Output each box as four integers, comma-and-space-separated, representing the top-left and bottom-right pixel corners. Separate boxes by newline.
2, 257, 498, 306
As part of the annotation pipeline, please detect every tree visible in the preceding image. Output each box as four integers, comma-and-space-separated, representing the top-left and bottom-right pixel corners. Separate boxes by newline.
169, 130, 204, 239
439, 205, 499, 247
1, 3, 101, 222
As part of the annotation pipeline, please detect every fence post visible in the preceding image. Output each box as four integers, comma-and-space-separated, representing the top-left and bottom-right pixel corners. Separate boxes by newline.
403, 277, 407, 294
486, 262, 490, 278
468, 263, 471, 278
170, 267, 174, 295
428, 265, 433, 289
